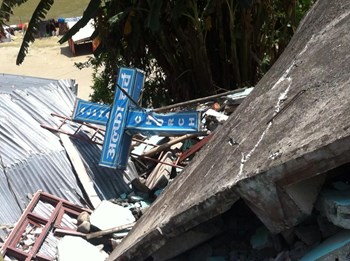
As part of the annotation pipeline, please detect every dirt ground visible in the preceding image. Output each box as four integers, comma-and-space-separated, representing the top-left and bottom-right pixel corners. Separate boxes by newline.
0, 32, 94, 100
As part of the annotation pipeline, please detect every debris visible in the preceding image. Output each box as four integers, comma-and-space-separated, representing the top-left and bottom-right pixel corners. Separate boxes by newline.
299, 230, 350, 261
145, 151, 173, 190
1, 71, 253, 260
57, 236, 108, 261
108, 1, 350, 259
77, 211, 90, 225
1, 191, 91, 260
141, 134, 199, 158
131, 135, 167, 156
177, 133, 214, 164
151, 217, 225, 261
77, 221, 91, 234
316, 188, 350, 229
90, 201, 136, 231
153, 87, 252, 113
86, 223, 135, 240
203, 109, 229, 123
60, 134, 101, 208
54, 229, 87, 238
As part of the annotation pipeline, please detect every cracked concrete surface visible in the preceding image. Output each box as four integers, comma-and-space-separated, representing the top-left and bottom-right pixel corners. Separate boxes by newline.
108, 0, 350, 260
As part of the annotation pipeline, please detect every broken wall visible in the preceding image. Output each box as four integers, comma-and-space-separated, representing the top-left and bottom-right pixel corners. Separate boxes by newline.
108, 0, 350, 260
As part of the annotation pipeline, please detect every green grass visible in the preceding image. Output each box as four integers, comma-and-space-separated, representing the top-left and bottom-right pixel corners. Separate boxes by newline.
7, 0, 91, 25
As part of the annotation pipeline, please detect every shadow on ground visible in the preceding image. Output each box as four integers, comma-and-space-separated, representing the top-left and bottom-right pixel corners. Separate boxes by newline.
60, 43, 93, 58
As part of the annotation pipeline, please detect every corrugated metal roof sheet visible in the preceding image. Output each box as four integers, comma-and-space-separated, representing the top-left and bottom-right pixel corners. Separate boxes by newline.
71, 138, 132, 200
0, 74, 132, 235
0, 168, 22, 225
0, 74, 85, 231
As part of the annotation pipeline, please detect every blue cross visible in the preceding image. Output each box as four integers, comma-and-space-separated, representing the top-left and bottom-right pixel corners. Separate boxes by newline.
72, 67, 201, 169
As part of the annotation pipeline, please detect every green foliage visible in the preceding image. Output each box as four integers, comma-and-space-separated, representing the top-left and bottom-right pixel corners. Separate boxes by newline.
1, 0, 315, 106
0, 0, 29, 22
85, 0, 315, 105
16, 0, 54, 65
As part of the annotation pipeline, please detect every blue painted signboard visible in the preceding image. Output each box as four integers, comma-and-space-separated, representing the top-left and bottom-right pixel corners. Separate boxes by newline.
72, 100, 201, 135
127, 110, 201, 136
71, 66, 202, 170
72, 99, 110, 125
99, 67, 145, 169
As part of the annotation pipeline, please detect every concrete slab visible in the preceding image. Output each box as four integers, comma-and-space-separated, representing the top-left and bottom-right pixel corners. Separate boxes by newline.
57, 236, 108, 261
90, 200, 135, 231
108, 1, 350, 260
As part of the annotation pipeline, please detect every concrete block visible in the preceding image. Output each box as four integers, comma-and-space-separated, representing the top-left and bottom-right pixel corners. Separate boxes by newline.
77, 221, 91, 233
57, 236, 108, 261
90, 200, 135, 231
283, 174, 326, 218
152, 217, 224, 261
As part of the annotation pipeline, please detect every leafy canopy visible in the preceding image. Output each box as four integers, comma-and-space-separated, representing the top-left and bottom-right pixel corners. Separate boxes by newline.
0, 0, 314, 106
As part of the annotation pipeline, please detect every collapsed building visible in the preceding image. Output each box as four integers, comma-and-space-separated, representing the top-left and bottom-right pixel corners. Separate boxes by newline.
1, 0, 350, 260
0, 72, 249, 260
107, 0, 350, 260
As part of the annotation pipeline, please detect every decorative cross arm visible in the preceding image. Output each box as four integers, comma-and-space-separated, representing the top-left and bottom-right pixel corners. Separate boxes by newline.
71, 67, 202, 169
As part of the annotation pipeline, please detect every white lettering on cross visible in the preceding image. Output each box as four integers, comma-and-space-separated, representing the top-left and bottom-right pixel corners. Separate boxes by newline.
168, 118, 174, 126
107, 106, 125, 159
178, 118, 185, 126
189, 117, 195, 126
119, 73, 131, 100
135, 116, 142, 124
99, 110, 104, 118
147, 115, 163, 126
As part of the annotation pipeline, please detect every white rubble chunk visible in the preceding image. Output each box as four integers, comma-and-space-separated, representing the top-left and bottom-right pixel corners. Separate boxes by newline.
203, 109, 229, 122
90, 200, 136, 231
57, 236, 108, 261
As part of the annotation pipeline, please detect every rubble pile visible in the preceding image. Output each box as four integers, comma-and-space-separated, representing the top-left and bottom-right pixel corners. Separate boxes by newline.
107, 1, 350, 260
171, 164, 350, 261
2, 0, 350, 259
3, 84, 350, 260
126, 88, 254, 196
0, 88, 252, 260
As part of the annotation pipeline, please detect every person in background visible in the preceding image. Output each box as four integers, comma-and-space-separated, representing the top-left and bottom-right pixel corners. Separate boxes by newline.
45, 19, 56, 36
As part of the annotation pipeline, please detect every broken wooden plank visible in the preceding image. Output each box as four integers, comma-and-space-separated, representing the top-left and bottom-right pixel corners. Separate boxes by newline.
141, 134, 199, 157
86, 223, 136, 240
60, 134, 101, 209
153, 88, 249, 112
